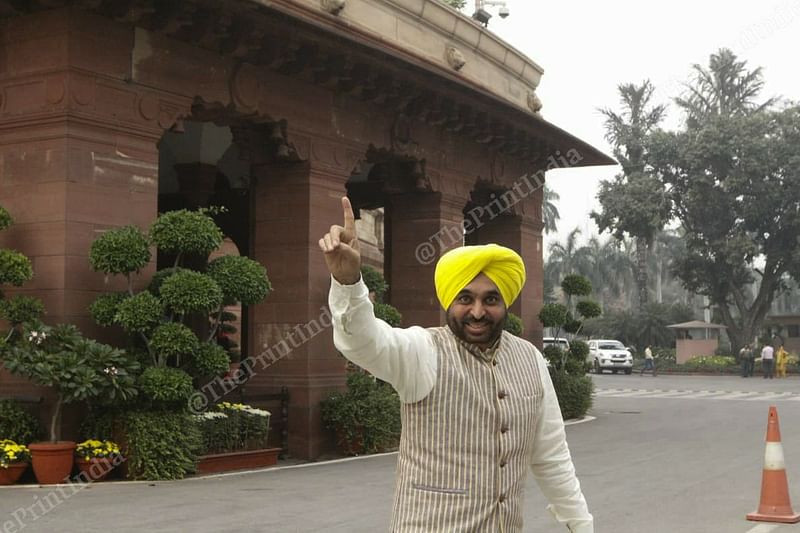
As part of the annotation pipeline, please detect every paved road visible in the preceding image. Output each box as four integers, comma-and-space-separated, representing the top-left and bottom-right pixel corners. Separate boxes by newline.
2, 375, 799, 532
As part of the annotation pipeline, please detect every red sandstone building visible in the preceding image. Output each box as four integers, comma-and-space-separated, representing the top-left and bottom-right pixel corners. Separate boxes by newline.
0, 0, 612, 459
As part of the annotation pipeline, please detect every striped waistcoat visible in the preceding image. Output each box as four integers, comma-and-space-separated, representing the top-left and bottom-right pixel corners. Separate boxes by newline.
390, 327, 545, 532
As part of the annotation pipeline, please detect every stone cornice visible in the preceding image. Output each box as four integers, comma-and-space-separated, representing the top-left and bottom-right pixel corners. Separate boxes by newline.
0, 0, 615, 167
260, 0, 543, 113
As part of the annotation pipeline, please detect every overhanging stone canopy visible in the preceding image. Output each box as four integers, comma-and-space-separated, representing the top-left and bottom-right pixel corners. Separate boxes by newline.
0, 0, 614, 460
0, 0, 613, 168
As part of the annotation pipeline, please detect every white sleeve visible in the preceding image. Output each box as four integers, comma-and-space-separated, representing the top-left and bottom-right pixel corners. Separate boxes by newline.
328, 275, 437, 403
530, 349, 593, 533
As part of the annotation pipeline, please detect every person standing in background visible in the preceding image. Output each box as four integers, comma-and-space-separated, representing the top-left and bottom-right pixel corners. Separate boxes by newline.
640, 345, 655, 376
739, 344, 754, 378
775, 345, 788, 378
761, 344, 775, 379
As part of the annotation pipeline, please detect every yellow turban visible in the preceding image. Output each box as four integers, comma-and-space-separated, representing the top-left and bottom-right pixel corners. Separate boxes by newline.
434, 244, 526, 310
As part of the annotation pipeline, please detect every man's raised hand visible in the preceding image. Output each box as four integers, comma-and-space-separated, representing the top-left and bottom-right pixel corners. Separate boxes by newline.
319, 197, 361, 285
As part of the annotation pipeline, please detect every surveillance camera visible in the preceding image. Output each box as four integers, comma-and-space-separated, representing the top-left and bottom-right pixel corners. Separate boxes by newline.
498, 6, 510, 18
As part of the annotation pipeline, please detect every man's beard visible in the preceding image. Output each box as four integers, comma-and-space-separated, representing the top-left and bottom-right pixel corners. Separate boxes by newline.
446, 312, 507, 348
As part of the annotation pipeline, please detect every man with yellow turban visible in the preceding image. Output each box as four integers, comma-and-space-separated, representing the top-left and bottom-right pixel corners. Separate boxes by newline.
320, 197, 592, 533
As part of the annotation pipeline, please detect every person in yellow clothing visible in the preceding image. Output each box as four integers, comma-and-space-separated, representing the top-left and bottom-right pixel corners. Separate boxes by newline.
776, 345, 788, 378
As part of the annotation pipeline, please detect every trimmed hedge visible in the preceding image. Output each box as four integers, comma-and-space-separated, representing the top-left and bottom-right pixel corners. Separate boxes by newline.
550, 370, 594, 420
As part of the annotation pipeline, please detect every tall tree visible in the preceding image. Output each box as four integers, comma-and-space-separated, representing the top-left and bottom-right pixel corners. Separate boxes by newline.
674, 48, 777, 128
542, 185, 561, 234
648, 50, 799, 354
591, 81, 671, 310
545, 228, 592, 288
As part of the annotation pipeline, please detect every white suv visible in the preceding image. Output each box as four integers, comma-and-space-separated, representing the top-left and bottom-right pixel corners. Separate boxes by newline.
588, 339, 633, 374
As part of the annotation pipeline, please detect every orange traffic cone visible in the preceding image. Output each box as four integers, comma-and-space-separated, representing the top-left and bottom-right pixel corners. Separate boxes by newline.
746, 406, 800, 523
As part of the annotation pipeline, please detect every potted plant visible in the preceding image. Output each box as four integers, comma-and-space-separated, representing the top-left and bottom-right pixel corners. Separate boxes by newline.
321, 372, 401, 455
74, 439, 123, 482
0, 439, 31, 485
1, 322, 139, 484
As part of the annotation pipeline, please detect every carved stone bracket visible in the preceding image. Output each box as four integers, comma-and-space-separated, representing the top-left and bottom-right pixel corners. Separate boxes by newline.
445, 45, 466, 71
320, 0, 346, 16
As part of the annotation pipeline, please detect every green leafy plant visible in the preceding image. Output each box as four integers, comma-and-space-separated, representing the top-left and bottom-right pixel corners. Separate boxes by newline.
1, 323, 140, 441
89, 209, 271, 382
149, 209, 224, 259
361, 265, 388, 300
138, 367, 194, 406
192, 343, 230, 377
0, 205, 43, 334
88, 226, 151, 276
504, 312, 523, 337
374, 303, 402, 327
0, 296, 45, 327
549, 371, 594, 420
321, 373, 401, 455
121, 410, 203, 480
0, 400, 41, 444
0, 439, 31, 467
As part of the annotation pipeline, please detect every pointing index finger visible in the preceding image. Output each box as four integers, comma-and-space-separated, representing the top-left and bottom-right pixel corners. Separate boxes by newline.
342, 196, 356, 233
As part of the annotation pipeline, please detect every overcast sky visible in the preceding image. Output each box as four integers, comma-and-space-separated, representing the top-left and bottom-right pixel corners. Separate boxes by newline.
469, 0, 800, 254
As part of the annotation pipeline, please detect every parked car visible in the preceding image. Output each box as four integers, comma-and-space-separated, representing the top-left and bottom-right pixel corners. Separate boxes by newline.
587, 339, 633, 374
543, 337, 570, 352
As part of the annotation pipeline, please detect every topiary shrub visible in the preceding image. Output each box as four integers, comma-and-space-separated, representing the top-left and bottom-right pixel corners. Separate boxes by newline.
549, 370, 594, 420
0, 205, 43, 331
149, 209, 224, 258
564, 340, 589, 376
361, 265, 388, 300
374, 303, 402, 327
0, 399, 41, 444
138, 367, 194, 406
504, 312, 523, 337
207, 255, 271, 305
192, 343, 230, 377
89, 207, 271, 392
88, 226, 151, 275
159, 270, 223, 316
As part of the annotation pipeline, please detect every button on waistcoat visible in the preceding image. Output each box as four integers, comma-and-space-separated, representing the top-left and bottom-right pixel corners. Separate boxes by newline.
391, 328, 545, 532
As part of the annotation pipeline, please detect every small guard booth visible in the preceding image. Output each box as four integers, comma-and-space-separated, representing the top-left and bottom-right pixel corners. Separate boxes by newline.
667, 320, 727, 364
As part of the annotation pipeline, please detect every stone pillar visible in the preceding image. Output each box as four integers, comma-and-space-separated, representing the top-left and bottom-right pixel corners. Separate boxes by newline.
248, 157, 352, 459
470, 208, 544, 345
0, 9, 162, 336
386, 192, 464, 328
0, 9, 166, 435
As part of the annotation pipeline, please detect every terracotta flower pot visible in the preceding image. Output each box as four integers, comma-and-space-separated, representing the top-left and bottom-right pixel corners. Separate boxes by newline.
0, 462, 28, 485
74, 457, 117, 482
29, 441, 76, 484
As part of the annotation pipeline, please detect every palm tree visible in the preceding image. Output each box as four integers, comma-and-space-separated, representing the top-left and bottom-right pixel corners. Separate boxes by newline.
675, 48, 777, 128
545, 228, 593, 295
584, 237, 634, 310
542, 185, 560, 235
592, 80, 669, 311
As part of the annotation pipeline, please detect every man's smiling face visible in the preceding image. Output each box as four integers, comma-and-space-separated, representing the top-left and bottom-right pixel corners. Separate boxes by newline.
446, 273, 507, 349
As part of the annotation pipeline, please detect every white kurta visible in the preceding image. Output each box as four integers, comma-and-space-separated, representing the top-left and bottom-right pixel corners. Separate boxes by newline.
330, 276, 593, 532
